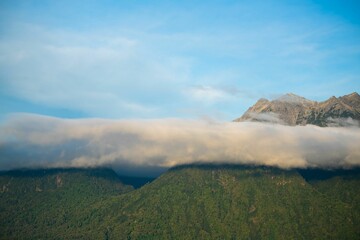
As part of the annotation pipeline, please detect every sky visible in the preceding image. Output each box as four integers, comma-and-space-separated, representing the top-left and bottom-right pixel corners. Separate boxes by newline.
1, 1, 360, 175
1, 0, 360, 120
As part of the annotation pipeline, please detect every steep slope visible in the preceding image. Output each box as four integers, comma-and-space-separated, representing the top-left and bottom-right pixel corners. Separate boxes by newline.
300, 168, 360, 229
0, 168, 134, 239
92, 165, 358, 239
1, 166, 359, 239
235, 92, 360, 127
340, 92, 360, 112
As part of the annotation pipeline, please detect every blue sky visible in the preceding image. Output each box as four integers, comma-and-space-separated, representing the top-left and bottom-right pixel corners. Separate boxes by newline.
1, 0, 360, 120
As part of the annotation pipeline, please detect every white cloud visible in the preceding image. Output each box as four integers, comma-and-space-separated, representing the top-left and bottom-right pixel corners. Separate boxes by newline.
0, 24, 190, 117
1, 114, 359, 173
246, 112, 285, 124
187, 85, 236, 103
1, 2, 360, 120
326, 117, 360, 127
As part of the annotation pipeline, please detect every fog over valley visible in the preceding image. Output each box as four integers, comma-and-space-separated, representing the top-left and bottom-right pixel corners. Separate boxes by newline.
1, 113, 359, 176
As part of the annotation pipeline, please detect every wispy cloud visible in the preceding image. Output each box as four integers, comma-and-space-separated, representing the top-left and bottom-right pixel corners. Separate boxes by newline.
326, 117, 360, 128
0, 24, 190, 118
1, 1, 360, 119
244, 112, 285, 124
186, 85, 237, 103
1, 114, 359, 174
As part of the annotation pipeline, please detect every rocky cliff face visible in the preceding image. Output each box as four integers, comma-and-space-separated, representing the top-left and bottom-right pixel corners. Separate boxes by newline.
234, 92, 360, 127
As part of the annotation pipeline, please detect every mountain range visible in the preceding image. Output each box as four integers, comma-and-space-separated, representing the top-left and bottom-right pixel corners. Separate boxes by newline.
1, 92, 360, 239
234, 92, 360, 127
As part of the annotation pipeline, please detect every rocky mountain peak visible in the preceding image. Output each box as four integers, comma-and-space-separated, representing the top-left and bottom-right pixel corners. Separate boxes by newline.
339, 92, 360, 111
234, 92, 360, 127
347, 92, 360, 98
257, 98, 269, 103
275, 93, 314, 105
328, 96, 338, 101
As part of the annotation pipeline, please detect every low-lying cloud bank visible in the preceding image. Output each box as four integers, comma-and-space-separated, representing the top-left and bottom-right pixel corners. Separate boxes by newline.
0, 114, 359, 175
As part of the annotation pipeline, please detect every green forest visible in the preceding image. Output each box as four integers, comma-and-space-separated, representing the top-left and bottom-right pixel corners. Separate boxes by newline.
0, 165, 359, 239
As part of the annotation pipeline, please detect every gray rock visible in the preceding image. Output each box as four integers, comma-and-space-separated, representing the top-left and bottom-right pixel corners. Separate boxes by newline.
234, 92, 360, 127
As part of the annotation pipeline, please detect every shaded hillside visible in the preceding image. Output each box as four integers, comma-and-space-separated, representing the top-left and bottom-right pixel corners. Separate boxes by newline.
84, 165, 359, 239
234, 92, 360, 126
0, 168, 134, 239
300, 168, 360, 231
1, 166, 359, 239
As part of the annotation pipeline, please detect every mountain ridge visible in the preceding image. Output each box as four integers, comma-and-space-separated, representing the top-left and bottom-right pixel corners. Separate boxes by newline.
234, 92, 360, 127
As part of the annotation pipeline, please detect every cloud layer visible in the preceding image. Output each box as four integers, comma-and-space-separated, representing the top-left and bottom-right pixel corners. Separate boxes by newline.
1, 114, 359, 175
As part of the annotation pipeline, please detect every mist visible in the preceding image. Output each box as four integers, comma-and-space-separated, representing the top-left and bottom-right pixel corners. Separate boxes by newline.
0, 113, 359, 176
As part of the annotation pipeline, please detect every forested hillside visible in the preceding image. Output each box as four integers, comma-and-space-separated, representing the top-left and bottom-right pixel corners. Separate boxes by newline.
0, 166, 359, 239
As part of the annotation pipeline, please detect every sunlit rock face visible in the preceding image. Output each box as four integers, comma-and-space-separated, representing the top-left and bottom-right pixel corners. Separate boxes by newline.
234, 92, 360, 127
